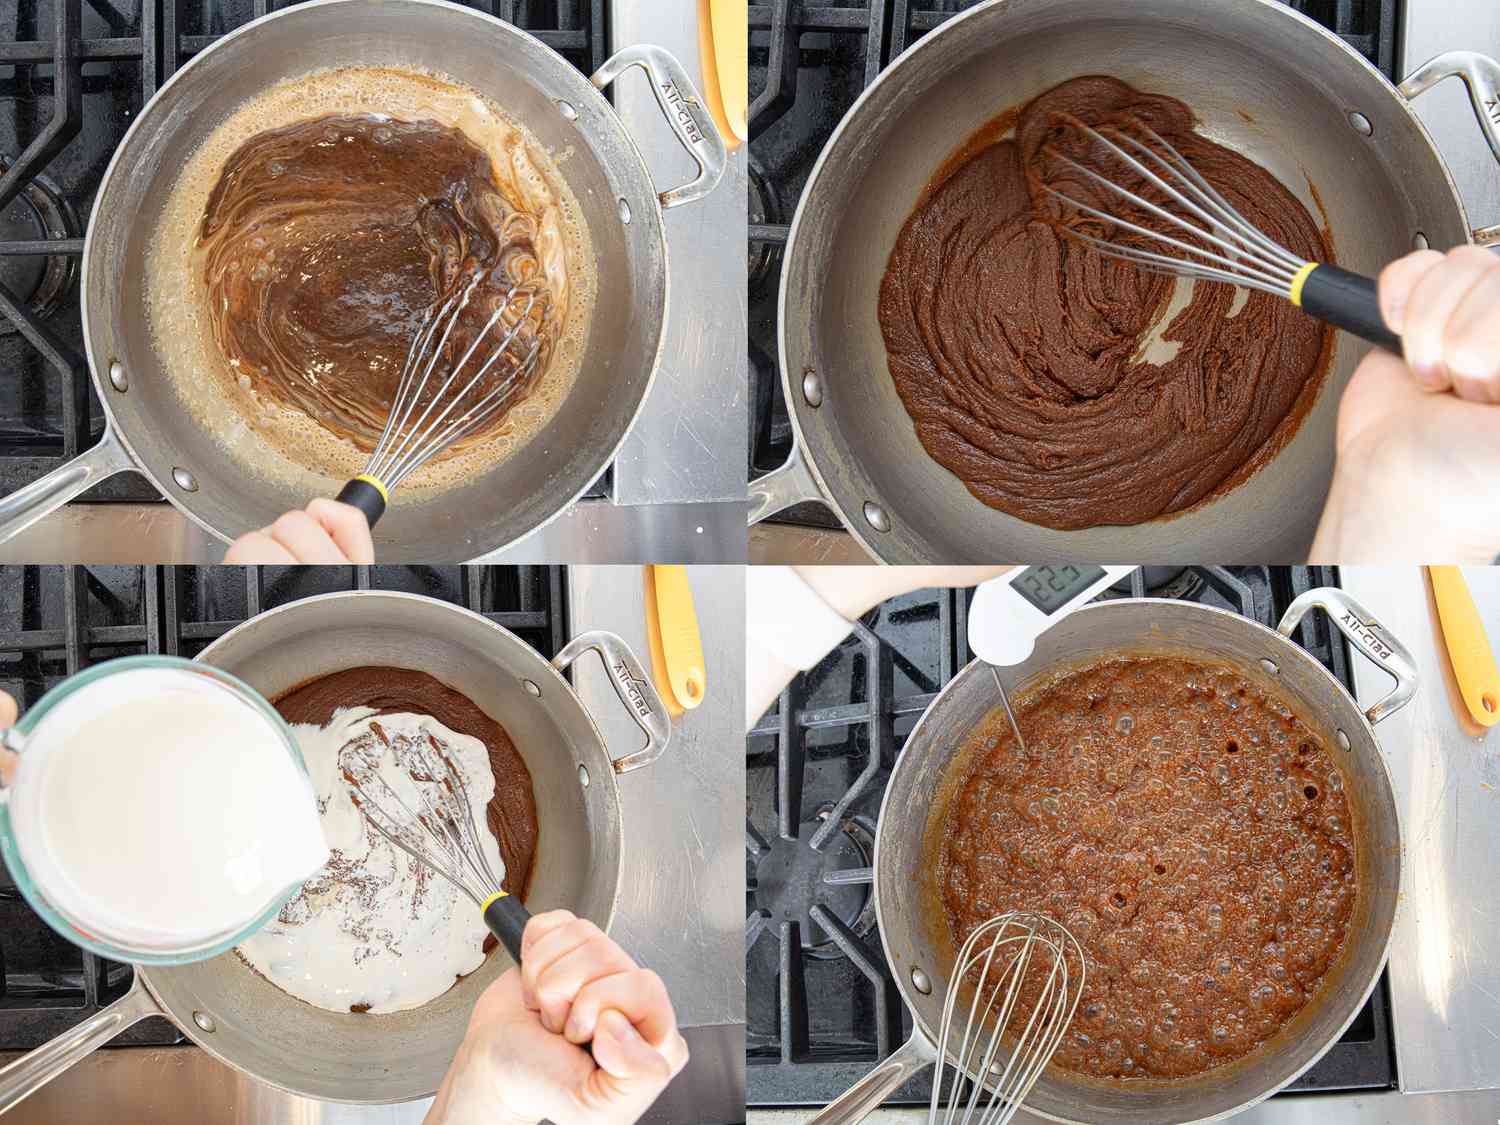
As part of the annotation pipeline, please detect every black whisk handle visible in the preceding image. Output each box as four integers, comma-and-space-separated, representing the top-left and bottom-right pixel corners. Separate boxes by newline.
334, 475, 389, 528
482, 890, 531, 963
1296, 264, 1401, 353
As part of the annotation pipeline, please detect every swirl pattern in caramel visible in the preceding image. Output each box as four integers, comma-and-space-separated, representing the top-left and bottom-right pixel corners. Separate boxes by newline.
198, 113, 558, 456
878, 76, 1332, 530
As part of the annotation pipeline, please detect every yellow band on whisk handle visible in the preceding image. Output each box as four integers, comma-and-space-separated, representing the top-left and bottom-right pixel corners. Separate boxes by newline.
1287, 262, 1319, 308
481, 889, 531, 963
334, 475, 389, 528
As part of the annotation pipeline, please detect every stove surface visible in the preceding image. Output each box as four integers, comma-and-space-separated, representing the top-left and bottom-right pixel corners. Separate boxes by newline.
746, 566, 1398, 1106
0, 0, 610, 506
0, 563, 566, 1051
748, 0, 1402, 527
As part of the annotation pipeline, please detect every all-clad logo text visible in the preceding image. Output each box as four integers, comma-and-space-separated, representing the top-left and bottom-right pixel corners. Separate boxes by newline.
659, 80, 704, 145
613, 659, 655, 718
1341, 610, 1393, 660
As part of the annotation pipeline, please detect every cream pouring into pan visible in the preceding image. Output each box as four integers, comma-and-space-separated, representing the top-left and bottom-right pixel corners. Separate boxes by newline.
813, 589, 1417, 1124
750, 0, 1500, 563
0, 591, 671, 1111
0, 0, 727, 560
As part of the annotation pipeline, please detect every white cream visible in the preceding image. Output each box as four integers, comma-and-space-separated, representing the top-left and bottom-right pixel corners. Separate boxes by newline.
237, 707, 505, 1014
10, 667, 329, 949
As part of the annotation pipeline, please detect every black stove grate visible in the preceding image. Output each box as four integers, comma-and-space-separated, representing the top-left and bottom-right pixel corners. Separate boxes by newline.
748, 0, 1401, 521
0, 0, 610, 504
746, 566, 1398, 1106
0, 563, 567, 1050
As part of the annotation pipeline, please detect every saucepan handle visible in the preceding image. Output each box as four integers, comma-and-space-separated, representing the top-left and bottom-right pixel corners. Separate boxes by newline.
592, 44, 728, 210
1277, 587, 1420, 725
1397, 50, 1500, 245
553, 629, 671, 773
0, 426, 136, 547
808, 1029, 939, 1124
0, 974, 165, 1114
749, 442, 824, 525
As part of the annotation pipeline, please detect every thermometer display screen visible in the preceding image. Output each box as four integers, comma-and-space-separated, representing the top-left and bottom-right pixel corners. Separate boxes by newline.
1009, 565, 1109, 615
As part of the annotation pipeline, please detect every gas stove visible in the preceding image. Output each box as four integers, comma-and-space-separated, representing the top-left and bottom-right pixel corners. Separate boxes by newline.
747, 0, 1401, 528
0, 563, 566, 1051
0, 0, 746, 562
745, 566, 1398, 1108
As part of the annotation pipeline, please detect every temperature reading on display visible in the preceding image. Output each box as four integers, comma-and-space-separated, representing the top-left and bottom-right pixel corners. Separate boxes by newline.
1009, 565, 1108, 615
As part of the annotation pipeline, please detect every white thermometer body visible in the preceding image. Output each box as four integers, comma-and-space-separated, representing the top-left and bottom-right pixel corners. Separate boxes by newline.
968, 565, 1139, 667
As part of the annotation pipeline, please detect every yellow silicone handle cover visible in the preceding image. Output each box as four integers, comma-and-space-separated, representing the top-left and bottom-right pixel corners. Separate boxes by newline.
1429, 566, 1500, 728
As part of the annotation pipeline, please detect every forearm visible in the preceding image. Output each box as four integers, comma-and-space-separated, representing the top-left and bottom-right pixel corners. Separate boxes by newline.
423, 1043, 532, 1125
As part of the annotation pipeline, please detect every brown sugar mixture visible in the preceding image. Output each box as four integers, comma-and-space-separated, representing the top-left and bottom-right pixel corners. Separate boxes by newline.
199, 113, 559, 455
275, 666, 538, 899
878, 76, 1333, 530
938, 656, 1357, 1079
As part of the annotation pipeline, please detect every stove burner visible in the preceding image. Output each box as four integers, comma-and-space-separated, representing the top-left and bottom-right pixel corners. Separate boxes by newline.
0, 161, 80, 335
752, 809, 875, 957
748, 155, 782, 295
1104, 566, 1200, 600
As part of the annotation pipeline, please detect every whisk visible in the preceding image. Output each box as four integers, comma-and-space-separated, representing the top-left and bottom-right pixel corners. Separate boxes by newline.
343, 728, 531, 962
334, 269, 547, 529
1043, 121, 1401, 353
930, 911, 1086, 1125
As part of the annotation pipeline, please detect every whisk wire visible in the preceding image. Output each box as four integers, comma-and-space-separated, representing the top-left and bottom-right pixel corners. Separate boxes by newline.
930, 912, 1086, 1125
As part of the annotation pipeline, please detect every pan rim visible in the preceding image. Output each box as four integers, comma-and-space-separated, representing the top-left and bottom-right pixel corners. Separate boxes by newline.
773, 0, 1471, 563
79, 0, 673, 555
869, 596, 1402, 1124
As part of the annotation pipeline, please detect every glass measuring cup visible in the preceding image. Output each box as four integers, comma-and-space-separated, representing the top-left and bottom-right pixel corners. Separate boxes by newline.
0, 655, 322, 965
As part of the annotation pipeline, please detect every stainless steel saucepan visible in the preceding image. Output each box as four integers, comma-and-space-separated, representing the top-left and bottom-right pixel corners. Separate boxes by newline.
751, 0, 1500, 563
0, 0, 727, 559
815, 589, 1416, 1124
0, 590, 671, 1111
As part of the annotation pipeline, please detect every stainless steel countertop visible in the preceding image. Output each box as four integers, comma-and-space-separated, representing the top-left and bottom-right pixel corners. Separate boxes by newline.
0, 0, 748, 565
0, 564, 746, 1124
1341, 566, 1500, 1095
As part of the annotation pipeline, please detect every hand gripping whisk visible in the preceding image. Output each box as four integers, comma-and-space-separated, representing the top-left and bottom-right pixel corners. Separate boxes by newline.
343, 729, 532, 962
930, 912, 1086, 1125
1043, 121, 1401, 352
334, 269, 547, 528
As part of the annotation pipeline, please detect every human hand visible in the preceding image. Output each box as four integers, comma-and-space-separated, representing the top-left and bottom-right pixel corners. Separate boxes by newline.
223, 499, 375, 564
1311, 247, 1500, 564
1378, 244, 1500, 402
0, 690, 15, 786
793, 565, 1016, 622
425, 911, 688, 1125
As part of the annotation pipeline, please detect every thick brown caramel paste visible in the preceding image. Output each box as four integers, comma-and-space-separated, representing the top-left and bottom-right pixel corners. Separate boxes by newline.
939, 657, 1356, 1079
879, 77, 1332, 529
199, 114, 558, 454
275, 667, 538, 898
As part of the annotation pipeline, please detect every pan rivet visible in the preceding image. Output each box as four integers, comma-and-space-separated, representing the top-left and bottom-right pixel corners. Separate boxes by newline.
1259, 659, 1278, 675
557, 99, 578, 122
107, 360, 127, 392
1337, 729, 1350, 751
862, 501, 890, 533
911, 968, 932, 995
801, 369, 823, 407
1413, 232, 1429, 251
171, 468, 198, 492
618, 198, 632, 224
578, 764, 590, 788
192, 1011, 216, 1033
1348, 111, 1373, 136
522, 679, 541, 697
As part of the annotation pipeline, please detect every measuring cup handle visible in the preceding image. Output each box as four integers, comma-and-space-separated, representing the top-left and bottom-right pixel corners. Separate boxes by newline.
0, 975, 164, 1114
1277, 587, 1420, 725
807, 1029, 938, 1124
553, 630, 671, 774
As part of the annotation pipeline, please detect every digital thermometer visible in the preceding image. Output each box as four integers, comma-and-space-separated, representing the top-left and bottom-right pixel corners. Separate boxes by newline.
968, 565, 1138, 667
